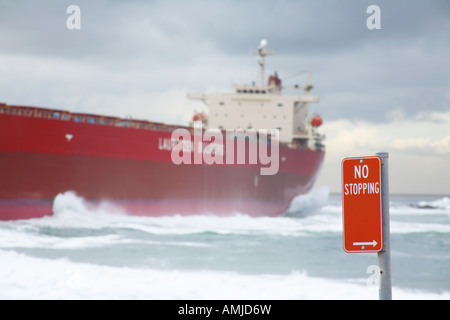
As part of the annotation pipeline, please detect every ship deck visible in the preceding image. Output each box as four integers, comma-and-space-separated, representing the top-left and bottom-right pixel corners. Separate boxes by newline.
0, 103, 291, 148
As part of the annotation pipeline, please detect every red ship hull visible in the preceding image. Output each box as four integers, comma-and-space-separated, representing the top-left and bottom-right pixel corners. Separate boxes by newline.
0, 105, 324, 220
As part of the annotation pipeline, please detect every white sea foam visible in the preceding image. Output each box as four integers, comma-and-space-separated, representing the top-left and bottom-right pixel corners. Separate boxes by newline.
0, 250, 447, 300
0, 228, 127, 249
12, 190, 446, 238
285, 186, 330, 215
389, 197, 450, 217
1, 190, 449, 299
19, 190, 338, 237
417, 197, 450, 210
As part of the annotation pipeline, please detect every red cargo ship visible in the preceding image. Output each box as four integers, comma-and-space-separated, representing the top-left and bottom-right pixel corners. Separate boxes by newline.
0, 40, 325, 220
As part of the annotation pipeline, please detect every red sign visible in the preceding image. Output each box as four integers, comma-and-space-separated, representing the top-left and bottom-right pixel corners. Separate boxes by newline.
342, 156, 383, 253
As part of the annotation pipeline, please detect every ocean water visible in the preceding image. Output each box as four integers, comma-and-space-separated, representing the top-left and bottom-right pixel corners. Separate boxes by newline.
0, 188, 449, 300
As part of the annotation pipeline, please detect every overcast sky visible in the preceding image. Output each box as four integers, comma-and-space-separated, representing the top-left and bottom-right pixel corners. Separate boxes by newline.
1, 0, 449, 194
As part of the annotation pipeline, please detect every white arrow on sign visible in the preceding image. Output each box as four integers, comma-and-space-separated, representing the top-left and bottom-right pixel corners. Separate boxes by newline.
353, 240, 378, 247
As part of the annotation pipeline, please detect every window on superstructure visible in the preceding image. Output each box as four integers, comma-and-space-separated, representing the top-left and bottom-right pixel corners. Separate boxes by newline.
277, 103, 283, 107
219, 102, 225, 106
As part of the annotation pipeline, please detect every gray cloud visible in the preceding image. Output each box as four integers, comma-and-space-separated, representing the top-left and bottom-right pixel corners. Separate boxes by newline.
0, 0, 449, 123
2, 1, 448, 57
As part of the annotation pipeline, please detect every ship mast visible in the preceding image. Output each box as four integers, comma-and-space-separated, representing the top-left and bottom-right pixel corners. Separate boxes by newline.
256, 38, 273, 87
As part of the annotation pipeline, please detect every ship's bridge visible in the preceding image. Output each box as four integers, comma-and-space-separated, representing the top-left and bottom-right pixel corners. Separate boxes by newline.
233, 72, 283, 95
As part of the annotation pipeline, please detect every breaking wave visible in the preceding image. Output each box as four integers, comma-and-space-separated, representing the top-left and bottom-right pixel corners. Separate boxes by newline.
24, 190, 450, 237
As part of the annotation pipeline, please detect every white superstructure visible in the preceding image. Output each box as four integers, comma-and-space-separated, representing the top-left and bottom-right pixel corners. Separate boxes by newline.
188, 39, 324, 150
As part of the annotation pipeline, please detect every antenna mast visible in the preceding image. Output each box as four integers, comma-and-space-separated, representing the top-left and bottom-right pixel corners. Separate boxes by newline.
257, 38, 267, 87
255, 38, 274, 87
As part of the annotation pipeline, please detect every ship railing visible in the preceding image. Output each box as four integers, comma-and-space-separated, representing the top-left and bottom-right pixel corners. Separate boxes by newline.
0, 103, 190, 134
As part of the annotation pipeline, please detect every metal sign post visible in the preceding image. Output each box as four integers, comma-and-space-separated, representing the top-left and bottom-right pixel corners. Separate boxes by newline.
342, 152, 392, 300
376, 151, 392, 300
